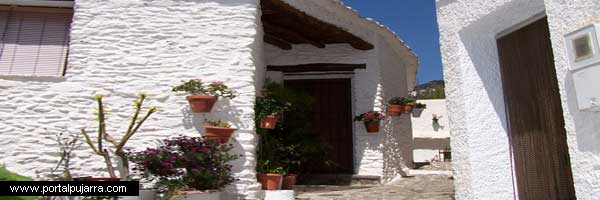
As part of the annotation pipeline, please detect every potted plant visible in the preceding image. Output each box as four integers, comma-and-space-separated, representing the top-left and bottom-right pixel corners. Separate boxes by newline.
400, 97, 417, 113
255, 97, 291, 129
130, 136, 238, 200
387, 97, 404, 116
257, 164, 285, 190
172, 79, 236, 113
204, 119, 237, 144
354, 111, 386, 133
412, 102, 427, 117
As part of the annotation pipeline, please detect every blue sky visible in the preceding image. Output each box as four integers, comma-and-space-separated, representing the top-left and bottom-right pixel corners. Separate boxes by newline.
341, 0, 443, 84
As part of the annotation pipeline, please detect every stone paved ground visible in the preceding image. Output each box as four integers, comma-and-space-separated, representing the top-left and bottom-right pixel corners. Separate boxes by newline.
295, 175, 455, 200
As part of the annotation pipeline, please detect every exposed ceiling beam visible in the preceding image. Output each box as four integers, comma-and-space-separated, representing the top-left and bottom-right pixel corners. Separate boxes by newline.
261, 0, 374, 50
264, 34, 292, 50
263, 22, 326, 49
267, 63, 367, 72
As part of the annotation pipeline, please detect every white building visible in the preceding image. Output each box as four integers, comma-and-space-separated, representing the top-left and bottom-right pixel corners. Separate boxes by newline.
411, 99, 450, 163
0, 0, 417, 199
436, 0, 600, 199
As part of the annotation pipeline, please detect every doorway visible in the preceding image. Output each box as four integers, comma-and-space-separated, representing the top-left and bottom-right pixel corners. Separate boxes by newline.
284, 79, 354, 174
497, 17, 576, 199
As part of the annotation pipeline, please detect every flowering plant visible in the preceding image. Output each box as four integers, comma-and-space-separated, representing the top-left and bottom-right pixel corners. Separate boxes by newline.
172, 79, 236, 99
432, 114, 443, 124
130, 136, 239, 191
354, 111, 386, 123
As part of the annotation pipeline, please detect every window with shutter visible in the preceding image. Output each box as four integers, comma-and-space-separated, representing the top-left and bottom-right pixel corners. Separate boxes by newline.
0, 6, 73, 76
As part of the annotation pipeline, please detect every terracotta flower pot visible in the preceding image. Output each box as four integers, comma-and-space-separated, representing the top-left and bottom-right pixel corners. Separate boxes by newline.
402, 103, 416, 113
282, 174, 297, 189
257, 173, 283, 190
203, 126, 237, 143
387, 105, 403, 116
186, 95, 218, 113
364, 121, 380, 133
260, 115, 279, 129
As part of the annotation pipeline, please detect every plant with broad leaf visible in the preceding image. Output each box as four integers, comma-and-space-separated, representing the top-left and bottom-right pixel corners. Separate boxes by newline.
388, 97, 416, 105
172, 79, 236, 99
130, 136, 239, 192
80, 94, 157, 180
206, 119, 232, 128
255, 97, 291, 119
354, 111, 386, 123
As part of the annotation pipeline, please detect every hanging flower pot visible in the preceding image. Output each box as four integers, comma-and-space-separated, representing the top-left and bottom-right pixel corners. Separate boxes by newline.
364, 121, 380, 133
187, 95, 218, 112
386, 105, 403, 116
260, 115, 279, 129
354, 111, 385, 133
204, 120, 236, 143
412, 103, 427, 117
282, 174, 297, 189
258, 173, 283, 190
173, 79, 237, 113
402, 103, 416, 113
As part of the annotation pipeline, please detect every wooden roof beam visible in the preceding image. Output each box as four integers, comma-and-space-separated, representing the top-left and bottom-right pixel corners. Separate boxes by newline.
264, 34, 292, 50
267, 63, 366, 72
263, 22, 326, 48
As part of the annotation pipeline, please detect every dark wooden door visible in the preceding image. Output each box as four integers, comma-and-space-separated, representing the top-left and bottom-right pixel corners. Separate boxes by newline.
285, 79, 354, 174
497, 17, 576, 200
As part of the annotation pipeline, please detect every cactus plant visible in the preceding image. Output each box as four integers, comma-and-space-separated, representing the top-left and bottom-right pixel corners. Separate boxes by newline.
80, 94, 157, 180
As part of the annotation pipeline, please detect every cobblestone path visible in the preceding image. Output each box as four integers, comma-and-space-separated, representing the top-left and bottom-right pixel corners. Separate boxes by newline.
295, 175, 454, 200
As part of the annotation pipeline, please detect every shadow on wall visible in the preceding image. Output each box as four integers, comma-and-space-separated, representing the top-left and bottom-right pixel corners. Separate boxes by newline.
457, 0, 545, 134
565, 75, 600, 153
180, 98, 253, 198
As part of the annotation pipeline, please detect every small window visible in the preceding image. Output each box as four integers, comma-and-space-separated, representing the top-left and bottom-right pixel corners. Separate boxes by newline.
573, 34, 594, 62
0, 6, 73, 76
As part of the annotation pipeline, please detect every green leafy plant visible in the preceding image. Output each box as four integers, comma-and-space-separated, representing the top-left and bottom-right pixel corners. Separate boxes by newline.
80, 94, 157, 180
0, 167, 36, 200
389, 97, 416, 105
255, 97, 291, 118
130, 136, 239, 193
416, 103, 427, 109
172, 79, 236, 99
354, 111, 386, 123
206, 119, 232, 128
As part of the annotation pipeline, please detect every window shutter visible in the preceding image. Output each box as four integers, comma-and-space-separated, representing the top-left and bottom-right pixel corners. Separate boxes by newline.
0, 7, 72, 76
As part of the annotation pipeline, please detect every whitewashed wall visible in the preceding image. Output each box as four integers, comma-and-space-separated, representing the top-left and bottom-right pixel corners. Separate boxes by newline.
437, 0, 600, 199
0, 0, 263, 199
436, 0, 545, 199
411, 99, 450, 162
544, 0, 600, 198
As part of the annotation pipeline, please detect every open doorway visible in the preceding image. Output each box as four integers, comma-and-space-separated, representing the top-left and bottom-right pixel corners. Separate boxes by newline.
284, 79, 354, 174
497, 17, 576, 199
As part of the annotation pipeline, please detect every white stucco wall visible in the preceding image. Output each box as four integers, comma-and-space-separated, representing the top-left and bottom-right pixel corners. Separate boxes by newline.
544, 0, 600, 198
437, 0, 600, 199
410, 99, 450, 163
436, 0, 546, 199
0, 0, 263, 199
